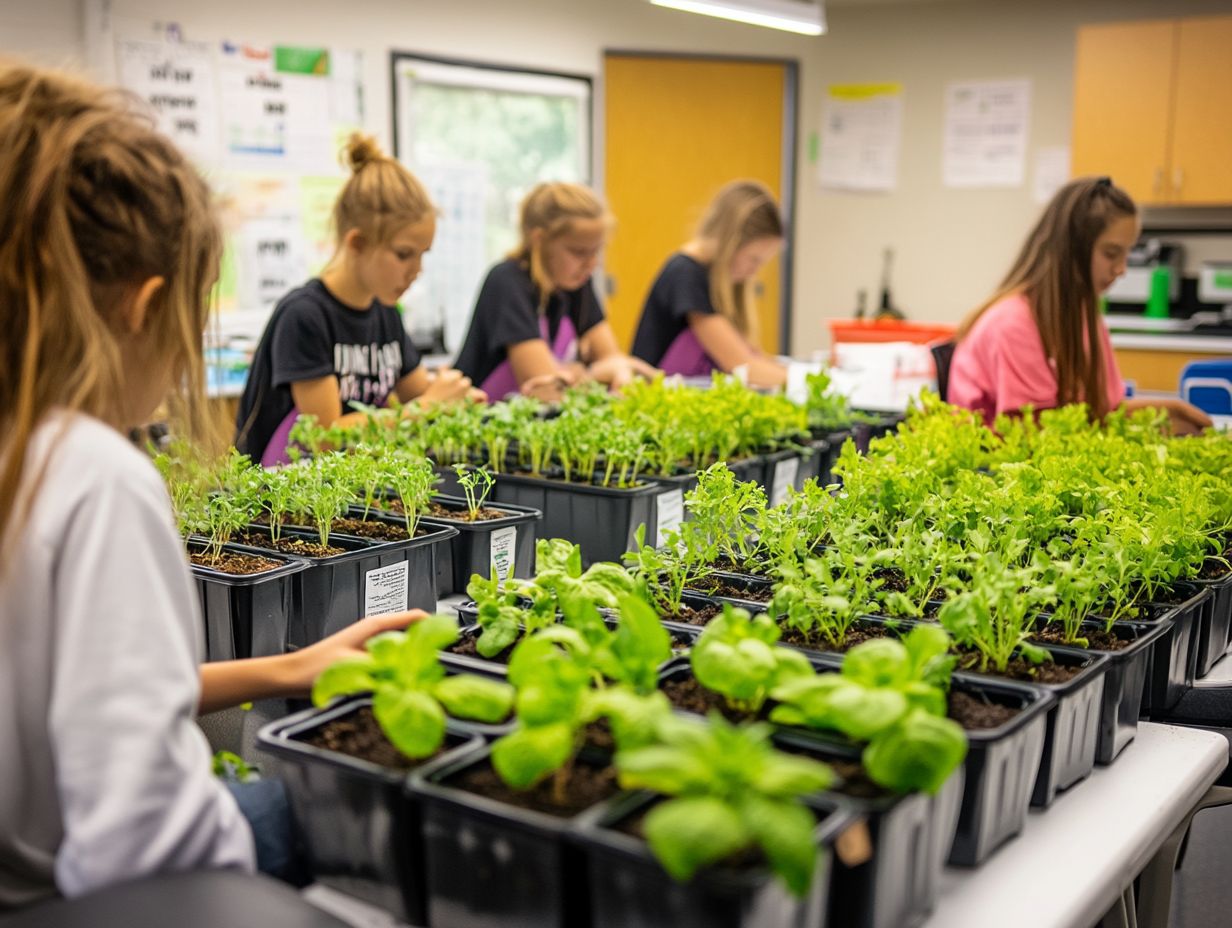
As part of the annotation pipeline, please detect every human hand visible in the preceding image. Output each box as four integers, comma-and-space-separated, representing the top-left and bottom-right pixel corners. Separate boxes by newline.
519, 369, 578, 403
416, 369, 475, 406
586, 355, 658, 391
1164, 398, 1214, 436
290, 610, 427, 693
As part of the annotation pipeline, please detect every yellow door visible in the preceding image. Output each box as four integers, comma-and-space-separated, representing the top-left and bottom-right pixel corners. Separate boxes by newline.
1072, 20, 1178, 204
1171, 15, 1232, 205
604, 54, 788, 355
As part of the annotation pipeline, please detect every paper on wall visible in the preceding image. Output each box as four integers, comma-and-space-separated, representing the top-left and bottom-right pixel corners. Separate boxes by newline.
116, 37, 220, 165
943, 79, 1031, 188
819, 83, 903, 193
1032, 146, 1071, 205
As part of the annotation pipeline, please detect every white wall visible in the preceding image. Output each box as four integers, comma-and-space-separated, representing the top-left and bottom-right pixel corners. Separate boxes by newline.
3, 0, 1232, 356
799, 0, 1232, 355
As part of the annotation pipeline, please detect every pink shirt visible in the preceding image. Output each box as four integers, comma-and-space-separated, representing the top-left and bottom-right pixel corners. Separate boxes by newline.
949, 294, 1126, 425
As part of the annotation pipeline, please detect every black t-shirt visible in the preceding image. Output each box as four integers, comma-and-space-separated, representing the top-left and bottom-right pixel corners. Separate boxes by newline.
630, 253, 716, 365
453, 259, 605, 388
235, 279, 420, 460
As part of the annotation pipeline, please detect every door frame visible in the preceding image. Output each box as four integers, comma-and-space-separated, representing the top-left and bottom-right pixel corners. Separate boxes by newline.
601, 49, 800, 355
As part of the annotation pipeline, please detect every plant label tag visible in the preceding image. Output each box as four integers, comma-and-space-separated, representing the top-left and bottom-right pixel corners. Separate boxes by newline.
655, 489, 685, 547
490, 526, 518, 581
364, 560, 409, 617
771, 457, 800, 506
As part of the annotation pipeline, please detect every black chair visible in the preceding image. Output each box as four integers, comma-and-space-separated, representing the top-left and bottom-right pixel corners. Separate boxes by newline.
0, 871, 349, 928
930, 340, 956, 402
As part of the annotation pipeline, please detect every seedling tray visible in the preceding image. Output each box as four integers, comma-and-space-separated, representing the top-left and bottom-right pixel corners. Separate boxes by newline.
1189, 570, 1232, 677
575, 789, 849, 928
188, 540, 306, 661
412, 495, 541, 597
490, 471, 658, 567
1126, 583, 1210, 716
256, 695, 481, 926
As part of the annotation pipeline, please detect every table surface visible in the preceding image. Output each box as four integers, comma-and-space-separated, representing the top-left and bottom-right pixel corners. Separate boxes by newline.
303, 723, 1226, 928
924, 722, 1226, 928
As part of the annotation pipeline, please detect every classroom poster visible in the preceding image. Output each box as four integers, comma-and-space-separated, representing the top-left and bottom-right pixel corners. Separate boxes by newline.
115, 37, 220, 165
818, 83, 903, 193
943, 79, 1031, 188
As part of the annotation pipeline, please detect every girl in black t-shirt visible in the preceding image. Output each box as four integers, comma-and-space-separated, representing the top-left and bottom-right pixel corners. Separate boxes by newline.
235, 134, 478, 465
454, 182, 655, 402
631, 180, 788, 388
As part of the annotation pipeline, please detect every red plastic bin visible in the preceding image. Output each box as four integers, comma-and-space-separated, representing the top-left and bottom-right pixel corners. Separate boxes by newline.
828, 319, 957, 345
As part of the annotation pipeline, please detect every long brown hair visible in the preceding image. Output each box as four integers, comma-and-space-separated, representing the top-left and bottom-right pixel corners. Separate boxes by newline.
0, 62, 221, 558
510, 182, 610, 311
696, 180, 783, 342
957, 176, 1136, 419
330, 132, 434, 249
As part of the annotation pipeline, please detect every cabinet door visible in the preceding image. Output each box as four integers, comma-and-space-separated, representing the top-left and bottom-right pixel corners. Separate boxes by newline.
1171, 16, 1232, 205
1072, 20, 1177, 204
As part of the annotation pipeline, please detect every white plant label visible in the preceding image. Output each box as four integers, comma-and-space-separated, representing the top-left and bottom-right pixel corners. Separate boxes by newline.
656, 489, 685, 547
489, 526, 518, 582
364, 560, 409, 617
771, 458, 800, 506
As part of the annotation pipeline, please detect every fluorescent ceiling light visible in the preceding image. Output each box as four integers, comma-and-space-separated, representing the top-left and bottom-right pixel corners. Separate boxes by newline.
650, 0, 826, 35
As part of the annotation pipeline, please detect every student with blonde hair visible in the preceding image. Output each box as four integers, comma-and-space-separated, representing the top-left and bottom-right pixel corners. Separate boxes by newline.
949, 176, 1211, 432
0, 63, 424, 908
631, 179, 787, 387
454, 181, 655, 401
236, 133, 477, 465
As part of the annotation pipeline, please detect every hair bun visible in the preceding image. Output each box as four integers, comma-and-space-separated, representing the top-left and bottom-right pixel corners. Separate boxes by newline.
343, 132, 385, 173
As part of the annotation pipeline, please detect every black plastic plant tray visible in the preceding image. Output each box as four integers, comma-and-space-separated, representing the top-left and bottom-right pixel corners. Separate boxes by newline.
188, 540, 307, 661
256, 695, 481, 926
575, 789, 849, 928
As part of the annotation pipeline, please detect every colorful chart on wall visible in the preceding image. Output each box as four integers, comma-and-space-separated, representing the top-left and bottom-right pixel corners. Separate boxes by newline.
112, 24, 363, 320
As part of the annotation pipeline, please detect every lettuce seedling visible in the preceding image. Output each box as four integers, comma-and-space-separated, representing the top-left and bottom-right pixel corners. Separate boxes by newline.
614, 713, 833, 896
623, 523, 715, 618
686, 463, 767, 569
453, 464, 495, 519
466, 569, 556, 659
771, 550, 884, 651
490, 621, 672, 800
312, 613, 514, 759
690, 605, 814, 714
770, 625, 967, 794
937, 559, 1053, 674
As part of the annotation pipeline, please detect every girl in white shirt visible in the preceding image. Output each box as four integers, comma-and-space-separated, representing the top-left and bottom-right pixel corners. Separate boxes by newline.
0, 63, 417, 911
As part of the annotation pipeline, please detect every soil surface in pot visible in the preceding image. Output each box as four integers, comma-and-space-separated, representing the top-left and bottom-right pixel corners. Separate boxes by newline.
779, 624, 888, 653
706, 556, 770, 578
425, 501, 510, 523
232, 532, 344, 558
298, 705, 447, 770
956, 651, 1085, 686
694, 579, 772, 603
1200, 552, 1232, 580
189, 550, 281, 574
447, 632, 515, 665
447, 760, 618, 818
1030, 625, 1131, 652
948, 690, 1021, 730
661, 602, 722, 626
659, 674, 754, 723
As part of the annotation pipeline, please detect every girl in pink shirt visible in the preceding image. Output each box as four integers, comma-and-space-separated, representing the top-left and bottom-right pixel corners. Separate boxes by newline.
949, 177, 1210, 433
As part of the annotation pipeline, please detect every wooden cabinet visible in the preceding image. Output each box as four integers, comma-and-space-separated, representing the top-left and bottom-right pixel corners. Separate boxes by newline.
1073, 15, 1232, 206
1171, 17, 1232, 205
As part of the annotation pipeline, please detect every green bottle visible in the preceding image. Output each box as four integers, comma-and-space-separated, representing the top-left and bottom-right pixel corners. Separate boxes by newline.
1145, 266, 1171, 319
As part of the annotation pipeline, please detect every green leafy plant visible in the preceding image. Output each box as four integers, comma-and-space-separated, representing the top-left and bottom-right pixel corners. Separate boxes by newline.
689, 605, 814, 714
623, 523, 715, 619
312, 614, 515, 759
771, 550, 884, 651
937, 559, 1054, 674
453, 464, 496, 519
770, 625, 967, 794
614, 713, 834, 896
685, 463, 768, 569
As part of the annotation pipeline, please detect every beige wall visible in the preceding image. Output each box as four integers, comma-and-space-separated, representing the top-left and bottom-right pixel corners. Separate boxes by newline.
4, 0, 1232, 356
